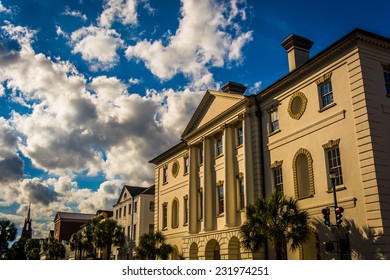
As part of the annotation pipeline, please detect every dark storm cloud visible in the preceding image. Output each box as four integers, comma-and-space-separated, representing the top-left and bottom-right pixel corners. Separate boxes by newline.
21, 179, 60, 206
0, 155, 24, 182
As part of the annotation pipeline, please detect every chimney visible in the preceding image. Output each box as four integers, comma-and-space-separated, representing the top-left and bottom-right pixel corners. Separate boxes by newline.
221, 81, 247, 95
281, 34, 313, 72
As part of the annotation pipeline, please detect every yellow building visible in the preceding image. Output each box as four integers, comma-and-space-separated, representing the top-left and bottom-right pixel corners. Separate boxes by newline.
150, 28, 390, 260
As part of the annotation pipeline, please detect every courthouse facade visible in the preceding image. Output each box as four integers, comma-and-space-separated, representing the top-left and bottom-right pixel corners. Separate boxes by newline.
150, 29, 390, 259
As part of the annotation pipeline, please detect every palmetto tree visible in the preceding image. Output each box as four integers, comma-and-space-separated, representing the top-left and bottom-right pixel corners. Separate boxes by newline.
0, 219, 17, 251
69, 231, 84, 259
240, 192, 310, 260
93, 218, 124, 260
133, 231, 173, 260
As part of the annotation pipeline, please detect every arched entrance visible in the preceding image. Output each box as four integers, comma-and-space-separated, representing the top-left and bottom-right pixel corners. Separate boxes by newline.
205, 239, 220, 260
228, 236, 240, 260
189, 242, 198, 260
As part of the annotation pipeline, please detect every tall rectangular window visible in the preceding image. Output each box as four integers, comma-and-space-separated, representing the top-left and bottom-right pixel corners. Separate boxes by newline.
133, 224, 136, 241
184, 156, 189, 174
269, 109, 279, 132
319, 80, 334, 108
119, 208, 122, 218
217, 185, 224, 215
149, 224, 154, 233
384, 71, 390, 95
129, 203, 131, 214
127, 226, 130, 241
149, 201, 154, 212
238, 179, 245, 210
115, 209, 118, 219
162, 203, 168, 229
273, 166, 284, 194
183, 196, 189, 225
327, 147, 343, 188
237, 126, 243, 146
199, 145, 203, 165
162, 166, 168, 184
123, 206, 127, 217
216, 137, 223, 156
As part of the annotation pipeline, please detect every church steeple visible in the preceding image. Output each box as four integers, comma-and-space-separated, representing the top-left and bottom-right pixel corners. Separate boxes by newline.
21, 202, 32, 239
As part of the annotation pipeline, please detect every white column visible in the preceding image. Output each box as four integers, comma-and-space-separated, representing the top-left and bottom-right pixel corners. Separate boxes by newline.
188, 146, 198, 234
203, 136, 214, 231
224, 124, 237, 227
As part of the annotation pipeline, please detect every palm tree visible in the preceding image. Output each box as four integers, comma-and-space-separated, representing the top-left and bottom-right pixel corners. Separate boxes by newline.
93, 218, 124, 260
240, 191, 310, 260
133, 231, 173, 260
0, 219, 17, 251
69, 231, 84, 259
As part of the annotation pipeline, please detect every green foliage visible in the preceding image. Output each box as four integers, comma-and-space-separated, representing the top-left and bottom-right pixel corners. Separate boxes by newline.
0, 219, 17, 250
133, 231, 173, 260
240, 192, 310, 260
25, 239, 41, 260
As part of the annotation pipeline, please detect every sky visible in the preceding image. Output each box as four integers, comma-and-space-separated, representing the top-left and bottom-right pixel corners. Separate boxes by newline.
0, 0, 389, 239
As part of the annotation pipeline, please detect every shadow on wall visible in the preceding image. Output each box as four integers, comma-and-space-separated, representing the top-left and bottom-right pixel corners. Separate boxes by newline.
312, 219, 387, 260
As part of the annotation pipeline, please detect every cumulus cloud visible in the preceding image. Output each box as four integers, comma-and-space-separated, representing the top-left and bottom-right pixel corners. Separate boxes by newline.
125, 0, 253, 89
62, 7, 88, 21
99, 0, 138, 28
70, 25, 124, 71
20, 178, 60, 206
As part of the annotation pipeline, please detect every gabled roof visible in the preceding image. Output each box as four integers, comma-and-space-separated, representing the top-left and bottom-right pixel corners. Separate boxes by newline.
54, 212, 95, 223
181, 89, 245, 139
114, 185, 154, 206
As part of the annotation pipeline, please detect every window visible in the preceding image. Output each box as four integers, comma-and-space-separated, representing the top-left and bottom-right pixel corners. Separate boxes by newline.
163, 166, 168, 184
198, 190, 203, 220
172, 199, 179, 228
184, 156, 189, 174
238, 179, 245, 210
119, 208, 122, 218
162, 203, 168, 229
326, 147, 343, 188
149, 224, 154, 233
269, 108, 279, 133
129, 203, 131, 214
115, 209, 118, 219
123, 206, 127, 217
237, 126, 243, 146
134, 201, 137, 213
217, 185, 224, 215
183, 196, 189, 225
273, 166, 284, 194
319, 80, 334, 108
293, 148, 314, 199
127, 226, 130, 241
133, 224, 136, 241
216, 137, 223, 156
199, 145, 203, 165
384, 70, 390, 95
149, 201, 155, 211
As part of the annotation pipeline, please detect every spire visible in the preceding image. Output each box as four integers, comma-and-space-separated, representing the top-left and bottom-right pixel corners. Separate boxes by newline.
21, 202, 32, 239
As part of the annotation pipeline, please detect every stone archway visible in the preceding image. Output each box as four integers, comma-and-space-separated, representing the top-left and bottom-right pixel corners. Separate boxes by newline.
205, 239, 220, 260
189, 242, 198, 260
228, 236, 240, 260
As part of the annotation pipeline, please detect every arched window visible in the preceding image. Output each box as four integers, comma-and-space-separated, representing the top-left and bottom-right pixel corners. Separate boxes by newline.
205, 239, 220, 260
293, 148, 314, 198
228, 236, 241, 260
171, 198, 179, 228
189, 242, 198, 260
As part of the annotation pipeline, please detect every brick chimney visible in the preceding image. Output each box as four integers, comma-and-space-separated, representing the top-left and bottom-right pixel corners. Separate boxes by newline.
221, 81, 247, 95
281, 34, 313, 72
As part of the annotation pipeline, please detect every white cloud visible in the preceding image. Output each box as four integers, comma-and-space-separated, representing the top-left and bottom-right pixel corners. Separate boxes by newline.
125, 0, 252, 89
63, 7, 88, 21
0, 1, 11, 14
99, 0, 138, 28
70, 25, 124, 71
249, 81, 262, 95
1, 21, 37, 54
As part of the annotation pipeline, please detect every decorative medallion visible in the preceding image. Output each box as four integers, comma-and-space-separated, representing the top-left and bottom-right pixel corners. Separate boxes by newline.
171, 160, 180, 178
288, 92, 307, 120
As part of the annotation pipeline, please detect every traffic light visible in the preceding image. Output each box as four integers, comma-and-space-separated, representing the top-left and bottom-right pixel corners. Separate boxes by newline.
322, 207, 331, 226
335, 207, 344, 225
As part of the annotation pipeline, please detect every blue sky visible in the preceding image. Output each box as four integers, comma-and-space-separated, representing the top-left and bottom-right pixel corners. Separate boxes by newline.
0, 0, 389, 238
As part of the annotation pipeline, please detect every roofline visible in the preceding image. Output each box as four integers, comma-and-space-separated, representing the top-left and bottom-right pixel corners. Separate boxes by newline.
256, 28, 390, 99
149, 141, 187, 165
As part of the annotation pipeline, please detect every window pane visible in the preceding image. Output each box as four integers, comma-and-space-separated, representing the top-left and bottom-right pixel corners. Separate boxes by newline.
319, 81, 334, 107
327, 147, 343, 188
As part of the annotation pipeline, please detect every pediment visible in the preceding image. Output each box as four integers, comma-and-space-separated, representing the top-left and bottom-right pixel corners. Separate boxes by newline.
181, 90, 244, 139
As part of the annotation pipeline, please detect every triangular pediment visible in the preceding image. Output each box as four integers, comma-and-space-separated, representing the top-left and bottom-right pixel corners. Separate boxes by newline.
181, 90, 245, 139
